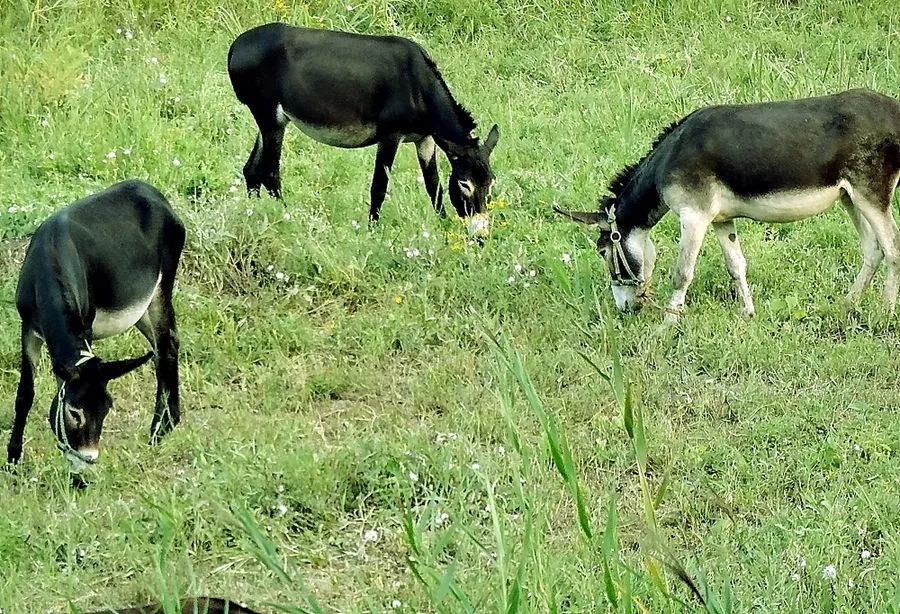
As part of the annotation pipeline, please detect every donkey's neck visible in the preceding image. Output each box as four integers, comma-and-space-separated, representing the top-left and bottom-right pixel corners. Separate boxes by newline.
427, 85, 477, 145
33, 259, 93, 376
612, 166, 669, 233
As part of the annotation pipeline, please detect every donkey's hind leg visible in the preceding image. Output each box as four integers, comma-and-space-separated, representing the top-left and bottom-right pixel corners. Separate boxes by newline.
369, 137, 401, 222
713, 221, 754, 318
7, 328, 43, 465
848, 187, 900, 309
245, 105, 288, 198
841, 192, 883, 301
137, 292, 181, 444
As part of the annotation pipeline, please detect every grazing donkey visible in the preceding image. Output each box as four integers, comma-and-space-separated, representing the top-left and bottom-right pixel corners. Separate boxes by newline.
556, 88, 900, 322
227, 23, 500, 223
84, 597, 261, 614
7, 180, 185, 473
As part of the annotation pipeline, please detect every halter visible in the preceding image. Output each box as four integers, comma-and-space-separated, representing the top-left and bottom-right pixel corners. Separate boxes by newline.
606, 206, 642, 287
55, 342, 97, 466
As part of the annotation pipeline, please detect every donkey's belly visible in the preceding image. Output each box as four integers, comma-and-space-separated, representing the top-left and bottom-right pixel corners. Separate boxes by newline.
716, 184, 842, 223
91, 274, 161, 339
280, 106, 377, 148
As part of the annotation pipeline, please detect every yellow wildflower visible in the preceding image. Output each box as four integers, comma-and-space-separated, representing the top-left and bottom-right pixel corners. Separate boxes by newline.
394, 295, 404, 305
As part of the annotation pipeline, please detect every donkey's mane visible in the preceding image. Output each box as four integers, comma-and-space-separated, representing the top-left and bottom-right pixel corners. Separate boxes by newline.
418, 47, 478, 135
604, 111, 696, 200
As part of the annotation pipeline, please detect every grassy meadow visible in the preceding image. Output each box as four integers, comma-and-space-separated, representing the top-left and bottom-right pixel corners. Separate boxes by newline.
1, 0, 899, 611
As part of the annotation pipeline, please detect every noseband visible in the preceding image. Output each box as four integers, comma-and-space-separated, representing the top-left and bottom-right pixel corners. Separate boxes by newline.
606, 207, 642, 287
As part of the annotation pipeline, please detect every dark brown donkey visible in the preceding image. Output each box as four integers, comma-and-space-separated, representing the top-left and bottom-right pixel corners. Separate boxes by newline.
7, 180, 184, 477
83, 597, 261, 613
556, 88, 900, 323
228, 23, 500, 224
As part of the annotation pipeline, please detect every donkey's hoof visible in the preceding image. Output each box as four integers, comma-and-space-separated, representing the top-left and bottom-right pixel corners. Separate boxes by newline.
662, 311, 680, 326
740, 308, 756, 320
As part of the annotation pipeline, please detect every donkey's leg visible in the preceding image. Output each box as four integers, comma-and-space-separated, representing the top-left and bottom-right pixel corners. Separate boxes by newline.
7, 328, 43, 465
713, 221, 755, 318
246, 105, 288, 199
136, 293, 181, 444
416, 137, 444, 216
664, 212, 711, 324
850, 190, 900, 309
841, 193, 883, 301
243, 134, 264, 197
369, 137, 401, 222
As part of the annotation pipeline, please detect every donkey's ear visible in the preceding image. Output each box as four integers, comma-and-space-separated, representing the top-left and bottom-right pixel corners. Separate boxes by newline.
482, 124, 500, 156
99, 352, 154, 382
552, 206, 611, 229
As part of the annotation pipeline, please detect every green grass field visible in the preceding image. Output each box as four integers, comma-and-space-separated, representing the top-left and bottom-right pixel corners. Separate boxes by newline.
1, 0, 899, 611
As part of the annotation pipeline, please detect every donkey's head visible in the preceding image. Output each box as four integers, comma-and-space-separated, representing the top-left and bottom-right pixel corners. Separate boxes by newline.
439, 124, 500, 221
554, 201, 657, 312
49, 352, 154, 471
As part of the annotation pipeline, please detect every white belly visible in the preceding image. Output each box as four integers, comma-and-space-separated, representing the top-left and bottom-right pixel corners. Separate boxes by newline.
714, 183, 844, 223
279, 105, 376, 148
91, 274, 161, 339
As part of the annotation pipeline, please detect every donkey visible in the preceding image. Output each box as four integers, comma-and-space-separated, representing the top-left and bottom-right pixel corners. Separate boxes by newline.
7, 180, 185, 473
227, 23, 500, 224
556, 88, 900, 323
84, 597, 262, 614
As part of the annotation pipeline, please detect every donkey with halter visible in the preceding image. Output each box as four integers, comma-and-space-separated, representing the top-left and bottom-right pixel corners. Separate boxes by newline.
7, 180, 185, 474
556, 89, 900, 322
227, 23, 500, 226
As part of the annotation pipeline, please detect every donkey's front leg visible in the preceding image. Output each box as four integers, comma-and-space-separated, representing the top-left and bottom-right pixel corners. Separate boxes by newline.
714, 221, 755, 318
7, 328, 43, 465
369, 138, 401, 222
416, 136, 444, 216
664, 213, 711, 324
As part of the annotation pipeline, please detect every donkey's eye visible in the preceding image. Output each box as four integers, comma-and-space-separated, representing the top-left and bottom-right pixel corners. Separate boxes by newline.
65, 407, 85, 428
457, 179, 475, 197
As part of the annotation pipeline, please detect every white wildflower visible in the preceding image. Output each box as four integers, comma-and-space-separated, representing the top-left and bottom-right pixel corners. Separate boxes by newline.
228, 186, 237, 193
471, 463, 481, 471
408, 471, 418, 482
822, 564, 837, 581
159, 73, 168, 85
124, 28, 133, 40
861, 549, 871, 560
363, 529, 379, 543
283, 212, 292, 221
351, 220, 361, 230
122, 147, 132, 155
391, 599, 401, 609
147, 56, 159, 64
276, 503, 288, 516
529, 269, 536, 277
275, 272, 285, 281
791, 572, 800, 581
39, 117, 49, 127
172, 158, 181, 167
507, 276, 516, 284
848, 578, 855, 588
513, 263, 523, 273
724, 15, 733, 22
561, 253, 572, 264
434, 511, 449, 527
422, 230, 431, 239
266, 265, 275, 272
106, 150, 116, 160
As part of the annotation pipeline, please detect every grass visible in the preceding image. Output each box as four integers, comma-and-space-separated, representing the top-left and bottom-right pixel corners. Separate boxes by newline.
1, 0, 899, 611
